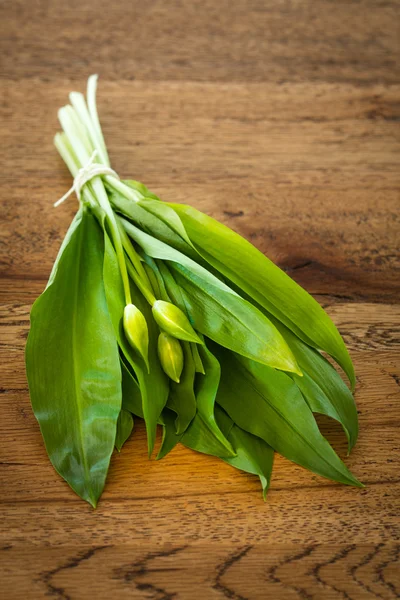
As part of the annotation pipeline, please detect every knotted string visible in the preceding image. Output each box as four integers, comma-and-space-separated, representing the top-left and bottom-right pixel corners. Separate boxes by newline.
54, 150, 119, 207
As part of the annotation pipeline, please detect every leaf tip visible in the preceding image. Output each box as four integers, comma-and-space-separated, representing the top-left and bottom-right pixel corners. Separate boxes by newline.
88, 495, 98, 509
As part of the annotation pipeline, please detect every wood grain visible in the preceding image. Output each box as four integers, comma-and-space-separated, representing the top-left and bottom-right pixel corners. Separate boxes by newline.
1, 0, 399, 598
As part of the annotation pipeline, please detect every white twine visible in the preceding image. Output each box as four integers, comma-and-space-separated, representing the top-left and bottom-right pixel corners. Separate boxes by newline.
54, 150, 119, 207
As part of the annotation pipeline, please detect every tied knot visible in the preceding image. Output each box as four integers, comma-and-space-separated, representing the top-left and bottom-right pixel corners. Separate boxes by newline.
54, 150, 119, 207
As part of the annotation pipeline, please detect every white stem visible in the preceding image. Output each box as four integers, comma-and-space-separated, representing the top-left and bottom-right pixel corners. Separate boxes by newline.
70, 91, 109, 166
87, 74, 110, 167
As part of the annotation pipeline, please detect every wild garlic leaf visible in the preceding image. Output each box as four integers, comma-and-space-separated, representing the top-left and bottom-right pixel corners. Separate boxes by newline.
276, 322, 359, 451
157, 405, 236, 461
121, 219, 300, 374
213, 346, 362, 487
159, 342, 234, 454
103, 230, 168, 455
108, 185, 197, 260
171, 266, 299, 374
137, 198, 194, 248
120, 357, 143, 418
215, 404, 275, 499
167, 203, 355, 389
168, 341, 197, 434
157, 408, 182, 460
195, 344, 235, 456
45, 211, 83, 288
115, 409, 134, 452
182, 412, 237, 458
26, 207, 122, 507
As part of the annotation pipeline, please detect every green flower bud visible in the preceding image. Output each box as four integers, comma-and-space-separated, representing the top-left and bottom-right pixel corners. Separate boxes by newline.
123, 304, 149, 372
158, 332, 184, 383
152, 300, 202, 344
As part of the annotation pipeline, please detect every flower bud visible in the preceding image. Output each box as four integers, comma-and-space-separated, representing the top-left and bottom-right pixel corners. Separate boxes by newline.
157, 332, 184, 383
123, 304, 149, 372
152, 300, 202, 344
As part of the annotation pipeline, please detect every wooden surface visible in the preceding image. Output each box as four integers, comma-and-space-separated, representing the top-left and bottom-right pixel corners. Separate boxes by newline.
1, 1, 399, 598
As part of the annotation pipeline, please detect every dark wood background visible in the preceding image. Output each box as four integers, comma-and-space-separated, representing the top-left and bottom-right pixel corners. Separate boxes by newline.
1, 1, 399, 598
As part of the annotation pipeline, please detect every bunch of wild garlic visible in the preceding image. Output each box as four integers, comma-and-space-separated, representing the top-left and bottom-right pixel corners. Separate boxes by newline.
26, 76, 361, 506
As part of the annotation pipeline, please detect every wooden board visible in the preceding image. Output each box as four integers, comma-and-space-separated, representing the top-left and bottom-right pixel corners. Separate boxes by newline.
0, 1, 399, 598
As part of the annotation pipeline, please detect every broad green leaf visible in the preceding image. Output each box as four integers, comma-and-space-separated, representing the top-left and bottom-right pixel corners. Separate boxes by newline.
26, 207, 122, 507
181, 413, 237, 458
121, 218, 300, 374
213, 346, 362, 487
115, 409, 134, 452
168, 341, 197, 434
120, 358, 143, 418
107, 185, 198, 260
195, 344, 235, 456
158, 406, 235, 461
137, 198, 194, 248
103, 230, 168, 455
276, 322, 359, 451
46, 211, 82, 288
157, 408, 182, 459
167, 202, 355, 389
171, 266, 298, 373
215, 404, 275, 499
159, 342, 234, 453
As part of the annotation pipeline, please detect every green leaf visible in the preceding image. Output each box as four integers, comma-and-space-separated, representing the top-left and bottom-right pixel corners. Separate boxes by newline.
167, 202, 355, 389
121, 218, 300, 374
120, 358, 143, 418
107, 184, 198, 260
103, 229, 168, 455
167, 341, 197, 434
26, 207, 122, 507
157, 408, 182, 459
213, 346, 362, 487
181, 413, 236, 459
275, 322, 358, 451
159, 342, 234, 454
191, 342, 205, 374
137, 198, 194, 248
215, 404, 275, 499
195, 344, 235, 456
115, 409, 134, 452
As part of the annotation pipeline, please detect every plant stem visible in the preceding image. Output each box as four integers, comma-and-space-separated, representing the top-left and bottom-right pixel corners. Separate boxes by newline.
86, 75, 110, 167
54, 133, 97, 209
58, 105, 132, 305
105, 177, 144, 203
117, 219, 154, 288
126, 260, 156, 306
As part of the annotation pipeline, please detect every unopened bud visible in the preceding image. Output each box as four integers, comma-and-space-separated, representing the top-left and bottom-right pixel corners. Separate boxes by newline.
158, 332, 184, 383
123, 304, 149, 372
152, 300, 202, 344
